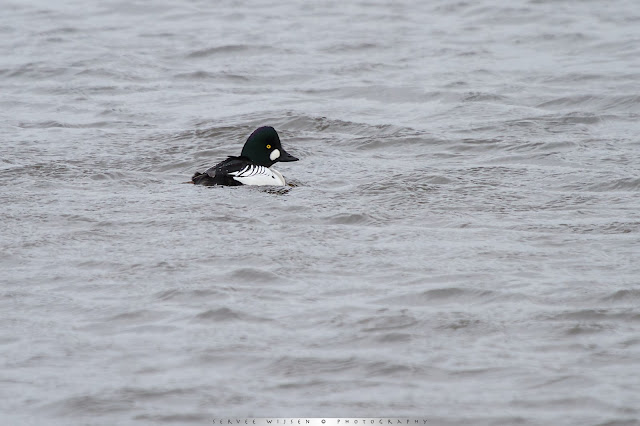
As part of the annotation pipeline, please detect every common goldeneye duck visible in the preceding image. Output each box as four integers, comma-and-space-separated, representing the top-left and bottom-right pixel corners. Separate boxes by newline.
191, 126, 298, 186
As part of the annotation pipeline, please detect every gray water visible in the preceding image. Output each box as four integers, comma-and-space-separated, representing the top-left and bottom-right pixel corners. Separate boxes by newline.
2, 0, 640, 424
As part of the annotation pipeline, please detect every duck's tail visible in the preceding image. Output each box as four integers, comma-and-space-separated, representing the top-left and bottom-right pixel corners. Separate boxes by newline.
181, 172, 201, 184
191, 171, 217, 186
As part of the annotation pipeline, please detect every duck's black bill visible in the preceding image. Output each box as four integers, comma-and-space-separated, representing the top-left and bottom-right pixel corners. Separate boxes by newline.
279, 150, 299, 162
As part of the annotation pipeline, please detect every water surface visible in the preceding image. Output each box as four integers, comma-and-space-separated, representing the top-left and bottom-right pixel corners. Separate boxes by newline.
2, 0, 640, 425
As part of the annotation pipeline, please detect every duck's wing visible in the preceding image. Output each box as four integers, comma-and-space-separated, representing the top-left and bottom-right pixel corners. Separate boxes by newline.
193, 156, 284, 186
218, 156, 287, 186
192, 156, 247, 186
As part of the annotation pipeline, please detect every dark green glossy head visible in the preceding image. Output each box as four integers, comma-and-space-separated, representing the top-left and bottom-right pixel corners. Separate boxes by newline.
240, 126, 299, 167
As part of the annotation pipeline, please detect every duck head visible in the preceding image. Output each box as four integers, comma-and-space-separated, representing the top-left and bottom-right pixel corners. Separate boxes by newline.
241, 126, 298, 167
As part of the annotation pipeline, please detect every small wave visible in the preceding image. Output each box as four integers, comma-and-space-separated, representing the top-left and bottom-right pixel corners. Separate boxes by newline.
321, 42, 380, 53
322, 212, 380, 225
506, 113, 605, 128
365, 361, 414, 376
462, 92, 509, 102
374, 332, 412, 343
189, 114, 424, 150
0, 162, 81, 182
185, 44, 269, 58
137, 31, 177, 38
134, 413, 211, 423
537, 95, 640, 113
449, 137, 505, 152
105, 309, 167, 323
191, 307, 250, 323
599, 222, 640, 234
44, 395, 134, 416
543, 309, 640, 322
38, 26, 78, 36
179, 125, 246, 143
358, 313, 418, 332
272, 379, 328, 390
586, 177, 640, 192
377, 287, 533, 309
17, 120, 112, 129
74, 67, 144, 81
154, 288, 229, 301
351, 134, 445, 151
43, 387, 200, 417
89, 171, 129, 181
226, 267, 282, 283
172, 71, 249, 81
377, 172, 450, 187
437, 318, 484, 331
279, 115, 368, 134
565, 324, 609, 335
267, 355, 358, 375
514, 221, 639, 236
541, 73, 603, 83
422, 287, 477, 299
600, 289, 640, 303
280, 114, 420, 145
6, 63, 68, 79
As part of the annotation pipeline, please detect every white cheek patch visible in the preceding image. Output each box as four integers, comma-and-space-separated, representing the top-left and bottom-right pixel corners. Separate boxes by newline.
269, 149, 280, 161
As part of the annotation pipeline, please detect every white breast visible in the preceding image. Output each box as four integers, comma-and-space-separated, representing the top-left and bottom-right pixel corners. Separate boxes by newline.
229, 165, 286, 186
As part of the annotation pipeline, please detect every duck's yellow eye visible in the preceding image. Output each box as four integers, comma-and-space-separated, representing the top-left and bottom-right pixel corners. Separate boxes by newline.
266, 144, 271, 149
